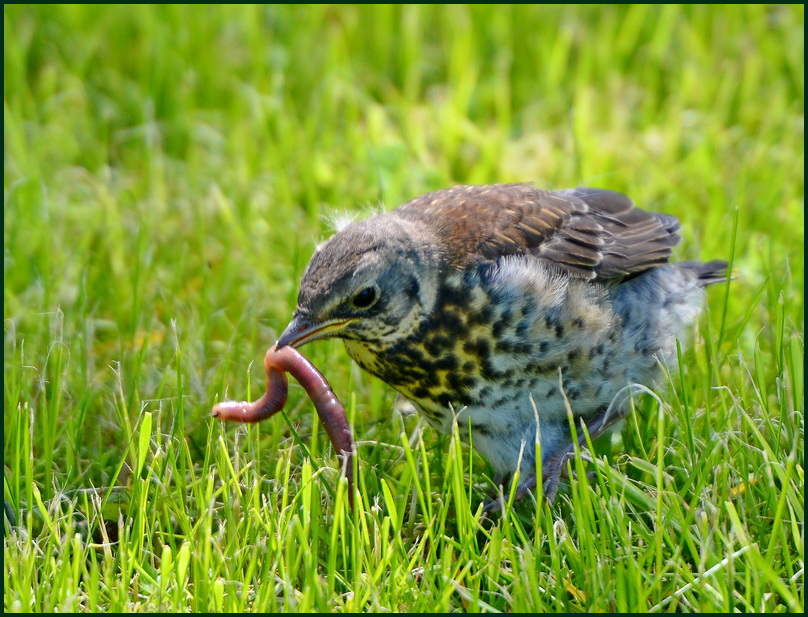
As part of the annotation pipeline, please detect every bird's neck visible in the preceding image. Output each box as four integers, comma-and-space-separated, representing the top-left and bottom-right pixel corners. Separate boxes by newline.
340, 270, 485, 406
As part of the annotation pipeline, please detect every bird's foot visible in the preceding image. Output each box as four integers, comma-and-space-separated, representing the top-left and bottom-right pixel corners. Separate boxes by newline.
541, 450, 577, 504
482, 404, 631, 512
482, 472, 537, 513
481, 464, 566, 513
541, 403, 631, 502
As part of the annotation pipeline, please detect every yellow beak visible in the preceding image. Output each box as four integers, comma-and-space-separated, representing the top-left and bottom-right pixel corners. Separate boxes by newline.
276, 315, 355, 348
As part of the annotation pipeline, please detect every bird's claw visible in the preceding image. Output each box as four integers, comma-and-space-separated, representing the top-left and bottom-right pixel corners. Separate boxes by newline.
482, 449, 602, 512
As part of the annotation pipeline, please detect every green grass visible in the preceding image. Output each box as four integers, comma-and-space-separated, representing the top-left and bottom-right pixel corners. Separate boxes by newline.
3, 4, 804, 612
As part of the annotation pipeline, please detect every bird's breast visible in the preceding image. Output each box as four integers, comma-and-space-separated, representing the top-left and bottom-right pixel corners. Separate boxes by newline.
343, 263, 635, 430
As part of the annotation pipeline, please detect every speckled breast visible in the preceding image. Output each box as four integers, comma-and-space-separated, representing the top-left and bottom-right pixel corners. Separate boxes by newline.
343, 260, 632, 430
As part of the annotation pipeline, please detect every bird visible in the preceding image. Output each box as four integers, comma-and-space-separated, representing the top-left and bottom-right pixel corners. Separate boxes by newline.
275, 183, 727, 506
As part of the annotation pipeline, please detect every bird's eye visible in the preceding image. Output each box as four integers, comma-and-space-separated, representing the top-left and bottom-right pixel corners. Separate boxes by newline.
351, 286, 378, 309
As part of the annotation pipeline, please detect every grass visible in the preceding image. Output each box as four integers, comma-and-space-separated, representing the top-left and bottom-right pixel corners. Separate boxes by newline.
3, 4, 804, 612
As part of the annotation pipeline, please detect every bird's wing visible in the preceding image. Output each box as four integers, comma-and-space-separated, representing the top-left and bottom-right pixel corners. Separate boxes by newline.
394, 184, 681, 280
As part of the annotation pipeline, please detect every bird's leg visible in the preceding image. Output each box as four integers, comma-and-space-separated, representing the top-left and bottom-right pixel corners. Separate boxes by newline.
492, 471, 510, 487
481, 472, 509, 513
542, 403, 631, 502
483, 467, 540, 513
483, 404, 630, 512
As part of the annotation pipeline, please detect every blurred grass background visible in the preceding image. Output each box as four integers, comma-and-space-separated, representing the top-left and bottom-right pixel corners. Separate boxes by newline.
3, 4, 804, 612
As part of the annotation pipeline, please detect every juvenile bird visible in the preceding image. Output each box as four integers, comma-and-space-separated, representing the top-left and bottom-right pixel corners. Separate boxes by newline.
276, 184, 727, 505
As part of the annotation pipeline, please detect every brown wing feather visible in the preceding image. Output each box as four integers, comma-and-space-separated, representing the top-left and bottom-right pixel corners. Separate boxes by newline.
394, 184, 681, 280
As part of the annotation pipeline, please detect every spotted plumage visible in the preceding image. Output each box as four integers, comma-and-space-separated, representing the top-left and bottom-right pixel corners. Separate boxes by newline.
277, 184, 727, 505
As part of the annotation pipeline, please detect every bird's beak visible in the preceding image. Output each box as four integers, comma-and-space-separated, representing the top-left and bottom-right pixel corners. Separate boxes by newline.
276, 314, 355, 349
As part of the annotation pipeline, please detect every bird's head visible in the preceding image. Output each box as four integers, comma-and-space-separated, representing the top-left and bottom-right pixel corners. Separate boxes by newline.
277, 214, 441, 351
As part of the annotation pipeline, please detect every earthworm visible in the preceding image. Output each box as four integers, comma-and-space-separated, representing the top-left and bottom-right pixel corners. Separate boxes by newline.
212, 345, 355, 504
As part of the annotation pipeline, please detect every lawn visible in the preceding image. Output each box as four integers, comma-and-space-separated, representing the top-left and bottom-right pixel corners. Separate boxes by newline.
3, 4, 804, 612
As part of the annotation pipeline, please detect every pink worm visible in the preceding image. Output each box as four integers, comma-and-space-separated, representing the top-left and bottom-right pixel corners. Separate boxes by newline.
212, 345, 355, 505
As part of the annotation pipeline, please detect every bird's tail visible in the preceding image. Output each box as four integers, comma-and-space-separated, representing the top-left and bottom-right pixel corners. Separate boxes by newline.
680, 259, 730, 287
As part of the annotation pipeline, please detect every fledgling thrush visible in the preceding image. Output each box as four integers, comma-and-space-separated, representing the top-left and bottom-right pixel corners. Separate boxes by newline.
276, 184, 727, 506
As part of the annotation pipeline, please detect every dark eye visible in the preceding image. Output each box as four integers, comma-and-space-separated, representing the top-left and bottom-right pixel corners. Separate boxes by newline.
351, 286, 378, 309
